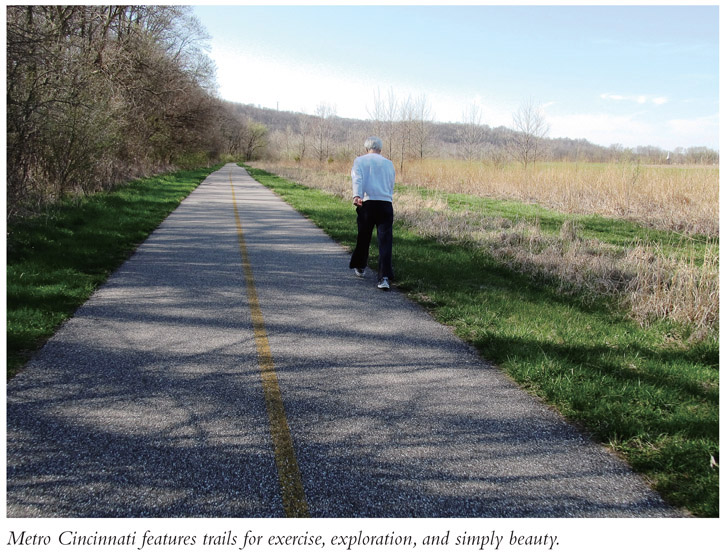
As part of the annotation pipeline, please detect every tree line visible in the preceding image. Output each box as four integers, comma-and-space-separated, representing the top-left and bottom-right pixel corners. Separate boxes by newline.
6, 6, 259, 218
232, 98, 719, 169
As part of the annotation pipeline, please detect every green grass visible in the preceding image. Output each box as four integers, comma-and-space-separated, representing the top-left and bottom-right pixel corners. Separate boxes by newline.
6, 165, 221, 377
245, 164, 719, 518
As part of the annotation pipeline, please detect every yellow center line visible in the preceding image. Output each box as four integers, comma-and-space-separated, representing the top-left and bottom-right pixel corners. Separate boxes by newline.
229, 168, 309, 518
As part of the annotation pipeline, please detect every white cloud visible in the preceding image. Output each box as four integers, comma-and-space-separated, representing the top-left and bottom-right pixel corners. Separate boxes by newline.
547, 111, 718, 150
547, 112, 655, 147
415, 91, 513, 127
666, 114, 719, 149
212, 44, 373, 118
600, 93, 669, 105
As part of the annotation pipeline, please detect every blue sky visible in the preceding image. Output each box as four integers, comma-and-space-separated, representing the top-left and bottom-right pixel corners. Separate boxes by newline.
193, 4, 719, 150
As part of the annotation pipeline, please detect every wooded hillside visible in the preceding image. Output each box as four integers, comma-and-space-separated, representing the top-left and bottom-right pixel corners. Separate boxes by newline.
227, 102, 719, 168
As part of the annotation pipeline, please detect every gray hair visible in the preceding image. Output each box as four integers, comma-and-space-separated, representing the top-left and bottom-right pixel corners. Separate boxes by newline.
364, 136, 383, 152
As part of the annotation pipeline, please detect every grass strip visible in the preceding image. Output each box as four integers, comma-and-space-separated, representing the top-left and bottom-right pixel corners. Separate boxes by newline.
245, 164, 719, 518
6, 165, 221, 378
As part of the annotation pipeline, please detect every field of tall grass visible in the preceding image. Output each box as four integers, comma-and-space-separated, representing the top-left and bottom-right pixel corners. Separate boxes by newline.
402, 159, 719, 236
253, 159, 718, 340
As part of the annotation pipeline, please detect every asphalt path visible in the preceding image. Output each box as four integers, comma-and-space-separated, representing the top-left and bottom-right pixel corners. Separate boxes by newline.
6, 163, 680, 518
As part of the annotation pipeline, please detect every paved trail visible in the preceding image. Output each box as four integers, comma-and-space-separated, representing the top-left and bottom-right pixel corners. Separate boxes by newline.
6, 164, 680, 517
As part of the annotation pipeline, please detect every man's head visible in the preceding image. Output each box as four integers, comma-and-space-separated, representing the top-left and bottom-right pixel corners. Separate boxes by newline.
364, 136, 383, 153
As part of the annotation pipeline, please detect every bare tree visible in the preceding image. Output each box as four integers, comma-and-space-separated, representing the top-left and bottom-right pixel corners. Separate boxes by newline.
483, 145, 509, 169
296, 113, 312, 162
313, 102, 336, 162
459, 102, 486, 161
397, 96, 416, 174
242, 121, 268, 160
510, 99, 550, 169
218, 103, 247, 156
411, 94, 434, 159
369, 87, 399, 160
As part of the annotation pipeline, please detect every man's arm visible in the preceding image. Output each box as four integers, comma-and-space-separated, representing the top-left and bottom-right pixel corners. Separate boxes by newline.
351, 158, 364, 200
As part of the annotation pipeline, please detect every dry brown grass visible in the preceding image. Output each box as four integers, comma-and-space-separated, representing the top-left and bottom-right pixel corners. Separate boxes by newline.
400, 159, 719, 236
251, 160, 718, 337
624, 242, 719, 336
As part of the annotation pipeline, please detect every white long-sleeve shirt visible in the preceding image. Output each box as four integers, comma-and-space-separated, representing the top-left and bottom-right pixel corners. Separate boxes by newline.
351, 153, 395, 202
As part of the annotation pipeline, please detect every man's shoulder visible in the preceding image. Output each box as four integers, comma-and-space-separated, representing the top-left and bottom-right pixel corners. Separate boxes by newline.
368, 153, 394, 165
354, 153, 394, 170
378, 155, 395, 170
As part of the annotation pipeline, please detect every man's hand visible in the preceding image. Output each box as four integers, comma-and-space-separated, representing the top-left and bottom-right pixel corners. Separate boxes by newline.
353, 196, 363, 207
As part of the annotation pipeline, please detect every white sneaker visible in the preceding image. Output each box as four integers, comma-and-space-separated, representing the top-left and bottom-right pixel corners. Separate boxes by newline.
377, 277, 390, 290
354, 268, 365, 278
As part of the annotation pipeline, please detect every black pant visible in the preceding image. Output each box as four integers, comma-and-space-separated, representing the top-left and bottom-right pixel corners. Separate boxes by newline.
349, 201, 394, 281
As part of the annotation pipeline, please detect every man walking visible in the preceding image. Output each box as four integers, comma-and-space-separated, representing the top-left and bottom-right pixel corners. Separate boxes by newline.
349, 136, 396, 290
